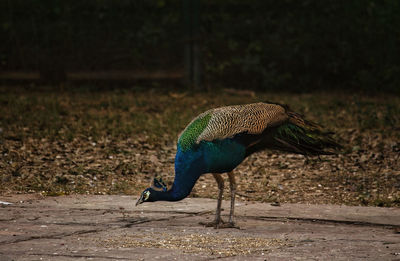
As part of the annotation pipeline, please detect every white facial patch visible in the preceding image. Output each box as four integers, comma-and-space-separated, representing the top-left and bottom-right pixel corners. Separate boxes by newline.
143, 190, 150, 201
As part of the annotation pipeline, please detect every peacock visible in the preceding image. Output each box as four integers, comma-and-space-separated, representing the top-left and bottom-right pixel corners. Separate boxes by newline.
136, 102, 341, 228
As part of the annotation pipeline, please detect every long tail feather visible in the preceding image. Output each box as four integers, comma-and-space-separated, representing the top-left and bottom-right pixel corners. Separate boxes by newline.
274, 112, 341, 155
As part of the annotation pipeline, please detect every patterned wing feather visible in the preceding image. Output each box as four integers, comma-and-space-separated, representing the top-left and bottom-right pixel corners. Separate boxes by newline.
178, 103, 288, 150
198, 102, 287, 142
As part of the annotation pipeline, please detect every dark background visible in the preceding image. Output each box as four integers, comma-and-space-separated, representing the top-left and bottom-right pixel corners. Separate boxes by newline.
1, 0, 399, 93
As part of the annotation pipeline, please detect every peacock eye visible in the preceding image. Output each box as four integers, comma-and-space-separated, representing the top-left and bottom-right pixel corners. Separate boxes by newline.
143, 191, 150, 201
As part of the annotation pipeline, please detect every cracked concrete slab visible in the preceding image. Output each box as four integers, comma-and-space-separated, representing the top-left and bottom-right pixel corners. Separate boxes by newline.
0, 194, 399, 260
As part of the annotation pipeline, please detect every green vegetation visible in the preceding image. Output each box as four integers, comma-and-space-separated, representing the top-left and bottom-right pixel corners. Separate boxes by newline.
1, 88, 398, 142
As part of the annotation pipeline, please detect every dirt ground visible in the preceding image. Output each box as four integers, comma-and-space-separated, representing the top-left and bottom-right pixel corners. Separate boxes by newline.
0, 194, 399, 260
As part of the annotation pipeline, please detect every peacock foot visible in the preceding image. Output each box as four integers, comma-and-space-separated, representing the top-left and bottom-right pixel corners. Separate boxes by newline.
218, 221, 239, 229
199, 219, 240, 229
199, 220, 220, 228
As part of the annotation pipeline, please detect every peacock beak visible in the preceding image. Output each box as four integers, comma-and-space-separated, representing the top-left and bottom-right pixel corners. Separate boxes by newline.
135, 195, 144, 206
135, 190, 150, 206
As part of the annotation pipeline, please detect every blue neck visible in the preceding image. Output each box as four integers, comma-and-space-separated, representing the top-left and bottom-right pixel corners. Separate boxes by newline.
152, 145, 206, 202
150, 138, 245, 202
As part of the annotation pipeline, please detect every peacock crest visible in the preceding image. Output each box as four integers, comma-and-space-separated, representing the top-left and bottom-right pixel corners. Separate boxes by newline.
150, 175, 168, 192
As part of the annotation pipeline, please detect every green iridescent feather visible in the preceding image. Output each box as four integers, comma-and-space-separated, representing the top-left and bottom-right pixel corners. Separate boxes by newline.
274, 122, 340, 155
178, 113, 212, 151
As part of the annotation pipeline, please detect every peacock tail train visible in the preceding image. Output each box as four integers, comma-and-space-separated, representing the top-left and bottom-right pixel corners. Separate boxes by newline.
270, 111, 341, 156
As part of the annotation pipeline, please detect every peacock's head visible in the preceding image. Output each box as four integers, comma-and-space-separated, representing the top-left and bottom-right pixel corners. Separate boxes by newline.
135, 188, 153, 205
135, 176, 168, 206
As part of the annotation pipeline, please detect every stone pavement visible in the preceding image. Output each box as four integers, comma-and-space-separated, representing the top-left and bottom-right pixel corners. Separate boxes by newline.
0, 194, 399, 260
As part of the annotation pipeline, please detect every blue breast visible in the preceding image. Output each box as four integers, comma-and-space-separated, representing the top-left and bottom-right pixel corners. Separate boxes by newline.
175, 138, 246, 175
201, 138, 246, 173
169, 138, 246, 200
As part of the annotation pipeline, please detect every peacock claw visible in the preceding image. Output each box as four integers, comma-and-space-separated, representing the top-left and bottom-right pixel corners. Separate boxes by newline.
219, 221, 240, 229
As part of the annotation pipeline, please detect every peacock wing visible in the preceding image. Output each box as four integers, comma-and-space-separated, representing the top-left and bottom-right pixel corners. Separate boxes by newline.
178, 103, 288, 151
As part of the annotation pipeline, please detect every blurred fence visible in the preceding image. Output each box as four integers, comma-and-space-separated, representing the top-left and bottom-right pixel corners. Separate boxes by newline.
1, 0, 399, 92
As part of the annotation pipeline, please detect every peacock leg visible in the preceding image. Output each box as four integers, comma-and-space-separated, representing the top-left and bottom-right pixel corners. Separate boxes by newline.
227, 172, 236, 224
200, 173, 225, 228
217, 171, 239, 229
213, 173, 225, 226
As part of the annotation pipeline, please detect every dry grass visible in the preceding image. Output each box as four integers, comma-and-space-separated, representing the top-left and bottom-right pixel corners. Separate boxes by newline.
0, 86, 399, 206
